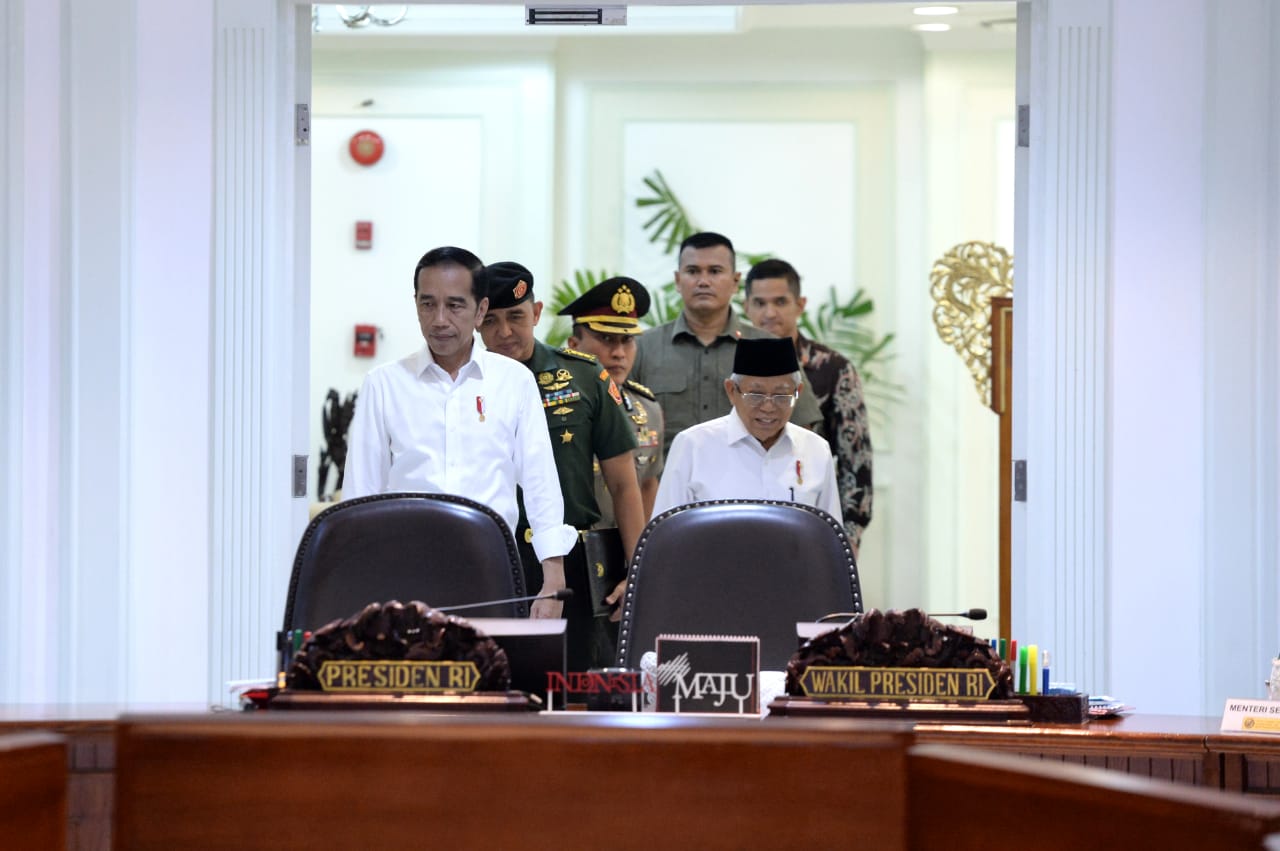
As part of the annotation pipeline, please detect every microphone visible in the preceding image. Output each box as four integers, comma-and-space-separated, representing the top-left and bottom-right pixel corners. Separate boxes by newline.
816, 612, 864, 624
927, 608, 988, 621
436, 588, 573, 613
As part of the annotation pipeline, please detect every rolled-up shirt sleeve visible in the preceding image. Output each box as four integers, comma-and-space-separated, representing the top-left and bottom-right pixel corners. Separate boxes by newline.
513, 370, 577, 562
341, 372, 389, 500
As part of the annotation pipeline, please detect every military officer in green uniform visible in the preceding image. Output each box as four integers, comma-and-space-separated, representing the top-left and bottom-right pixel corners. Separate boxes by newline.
480, 261, 644, 673
561, 277, 665, 523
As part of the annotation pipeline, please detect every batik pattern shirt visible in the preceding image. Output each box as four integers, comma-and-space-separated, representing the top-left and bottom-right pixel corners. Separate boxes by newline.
797, 334, 873, 555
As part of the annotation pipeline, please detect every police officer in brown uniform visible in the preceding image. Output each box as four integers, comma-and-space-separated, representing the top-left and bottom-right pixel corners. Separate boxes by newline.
480, 262, 644, 672
561, 277, 665, 523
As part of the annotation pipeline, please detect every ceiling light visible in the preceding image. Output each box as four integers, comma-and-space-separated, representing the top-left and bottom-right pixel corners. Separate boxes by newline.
914, 6, 960, 15
912, 22, 952, 32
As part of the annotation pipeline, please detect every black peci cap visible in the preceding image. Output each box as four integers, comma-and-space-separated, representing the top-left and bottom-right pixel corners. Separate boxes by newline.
732, 337, 800, 377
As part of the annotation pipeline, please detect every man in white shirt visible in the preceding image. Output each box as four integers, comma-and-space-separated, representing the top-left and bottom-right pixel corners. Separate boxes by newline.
651, 337, 841, 521
343, 246, 577, 618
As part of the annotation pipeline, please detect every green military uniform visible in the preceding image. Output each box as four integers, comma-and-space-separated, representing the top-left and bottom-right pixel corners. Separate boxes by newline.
593, 380, 663, 528
631, 309, 824, 458
513, 340, 636, 672
484, 260, 640, 676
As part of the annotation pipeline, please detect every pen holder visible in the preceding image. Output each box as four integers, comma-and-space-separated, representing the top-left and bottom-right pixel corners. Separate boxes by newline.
1018, 692, 1089, 724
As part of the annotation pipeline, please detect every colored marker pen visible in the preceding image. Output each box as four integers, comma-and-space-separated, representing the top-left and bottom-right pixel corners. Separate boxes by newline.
1009, 639, 1018, 690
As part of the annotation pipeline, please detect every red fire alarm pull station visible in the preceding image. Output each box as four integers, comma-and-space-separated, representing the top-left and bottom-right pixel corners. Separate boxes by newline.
355, 221, 373, 250
354, 325, 378, 357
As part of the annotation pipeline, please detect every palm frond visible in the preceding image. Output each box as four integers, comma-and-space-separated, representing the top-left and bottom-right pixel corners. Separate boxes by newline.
543, 269, 613, 348
636, 169, 697, 254
797, 286, 903, 426
556, 168, 906, 427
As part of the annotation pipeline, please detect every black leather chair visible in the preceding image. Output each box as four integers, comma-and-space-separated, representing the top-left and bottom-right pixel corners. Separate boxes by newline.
615, 500, 863, 671
282, 492, 528, 632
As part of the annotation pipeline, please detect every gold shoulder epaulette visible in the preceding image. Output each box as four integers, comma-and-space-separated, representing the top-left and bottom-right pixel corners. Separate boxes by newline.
559, 347, 599, 364
624, 379, 656, 400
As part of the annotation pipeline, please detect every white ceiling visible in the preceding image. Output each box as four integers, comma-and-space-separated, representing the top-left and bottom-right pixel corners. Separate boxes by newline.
313, 3, 1017, 48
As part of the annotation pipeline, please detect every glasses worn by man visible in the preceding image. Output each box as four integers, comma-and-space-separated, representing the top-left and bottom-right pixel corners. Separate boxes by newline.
734, 387, 799, 409
650, 337, 841, 521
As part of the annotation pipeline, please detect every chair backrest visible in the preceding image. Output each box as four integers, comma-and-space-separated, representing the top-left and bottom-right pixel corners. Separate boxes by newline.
615, 499, 862, 671
283, 492, 528, 632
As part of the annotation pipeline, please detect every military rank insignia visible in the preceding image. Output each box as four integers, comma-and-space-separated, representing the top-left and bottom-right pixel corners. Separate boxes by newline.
608, 380, 622, 406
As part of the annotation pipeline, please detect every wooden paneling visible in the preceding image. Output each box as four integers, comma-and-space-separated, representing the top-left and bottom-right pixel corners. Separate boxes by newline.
11, 707, 1280, 849
115, 715, 910, 850
909, 744, 1280, 851
0, 733, 67, 850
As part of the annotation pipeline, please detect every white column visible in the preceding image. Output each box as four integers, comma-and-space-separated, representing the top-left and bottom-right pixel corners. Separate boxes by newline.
1, 0, 132, 704
1200, 0, 1279, 712
63, 0, 137, 702
1023, 0, 1280, 713
125, 0, 215, 702
1, 0, 71, 704
1018, 0, 1113, 694
210, 0, 309, 703
1106, 0, 1209, 713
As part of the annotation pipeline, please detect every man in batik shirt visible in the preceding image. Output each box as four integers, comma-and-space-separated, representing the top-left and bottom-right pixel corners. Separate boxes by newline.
743, 258, 873, 557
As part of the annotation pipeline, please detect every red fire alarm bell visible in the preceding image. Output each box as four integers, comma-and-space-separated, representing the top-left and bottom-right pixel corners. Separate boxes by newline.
355, 221, 373, 250
349, 130, 385, 166
354, 325, 378, 358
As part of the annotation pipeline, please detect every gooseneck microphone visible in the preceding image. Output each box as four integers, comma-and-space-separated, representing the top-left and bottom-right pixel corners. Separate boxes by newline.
436, 588, 573, 613
927, 608, 988, 621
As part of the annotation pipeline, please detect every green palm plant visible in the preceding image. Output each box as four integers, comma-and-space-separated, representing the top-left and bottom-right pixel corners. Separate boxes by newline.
544, 269, 611, 348
546, 169, 900, 423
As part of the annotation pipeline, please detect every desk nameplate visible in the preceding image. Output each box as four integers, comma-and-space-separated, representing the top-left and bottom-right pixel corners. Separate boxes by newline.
795, 666, 997, 702
768, 696, 1031, 725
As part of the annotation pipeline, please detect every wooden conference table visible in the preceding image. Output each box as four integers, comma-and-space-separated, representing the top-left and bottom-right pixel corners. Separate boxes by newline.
4, 705, 1280, 849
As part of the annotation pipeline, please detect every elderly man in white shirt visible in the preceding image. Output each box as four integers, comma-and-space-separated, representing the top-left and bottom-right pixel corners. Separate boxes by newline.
344, 246, 577, 619
651, 337, 841, 521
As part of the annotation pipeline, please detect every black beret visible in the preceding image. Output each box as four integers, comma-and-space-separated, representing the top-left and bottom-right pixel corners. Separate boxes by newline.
558, 276, 651, 335
484, 261, 535, 309
732, 337, 800, 377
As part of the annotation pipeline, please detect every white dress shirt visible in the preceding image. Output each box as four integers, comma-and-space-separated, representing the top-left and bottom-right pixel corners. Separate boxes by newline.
651, 409, 842, 521
344, 344, 577, 562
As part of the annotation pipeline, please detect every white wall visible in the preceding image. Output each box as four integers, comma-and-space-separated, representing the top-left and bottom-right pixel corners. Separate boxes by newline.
1019, 0, 1280, 713
923, 50, 1016, 625
1, 0, 217, 704
309, 55, 556, 499
311, 28, 1017, 621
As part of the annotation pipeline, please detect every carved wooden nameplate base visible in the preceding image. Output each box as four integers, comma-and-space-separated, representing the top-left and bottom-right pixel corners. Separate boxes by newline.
265, 690, 539, 712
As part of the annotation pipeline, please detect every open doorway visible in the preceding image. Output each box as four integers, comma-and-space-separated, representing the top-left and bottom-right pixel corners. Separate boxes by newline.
305, 2, 1017, 619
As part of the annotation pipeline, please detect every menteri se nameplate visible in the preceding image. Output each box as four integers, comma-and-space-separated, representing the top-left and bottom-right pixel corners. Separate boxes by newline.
1222, 698, 1280, 734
